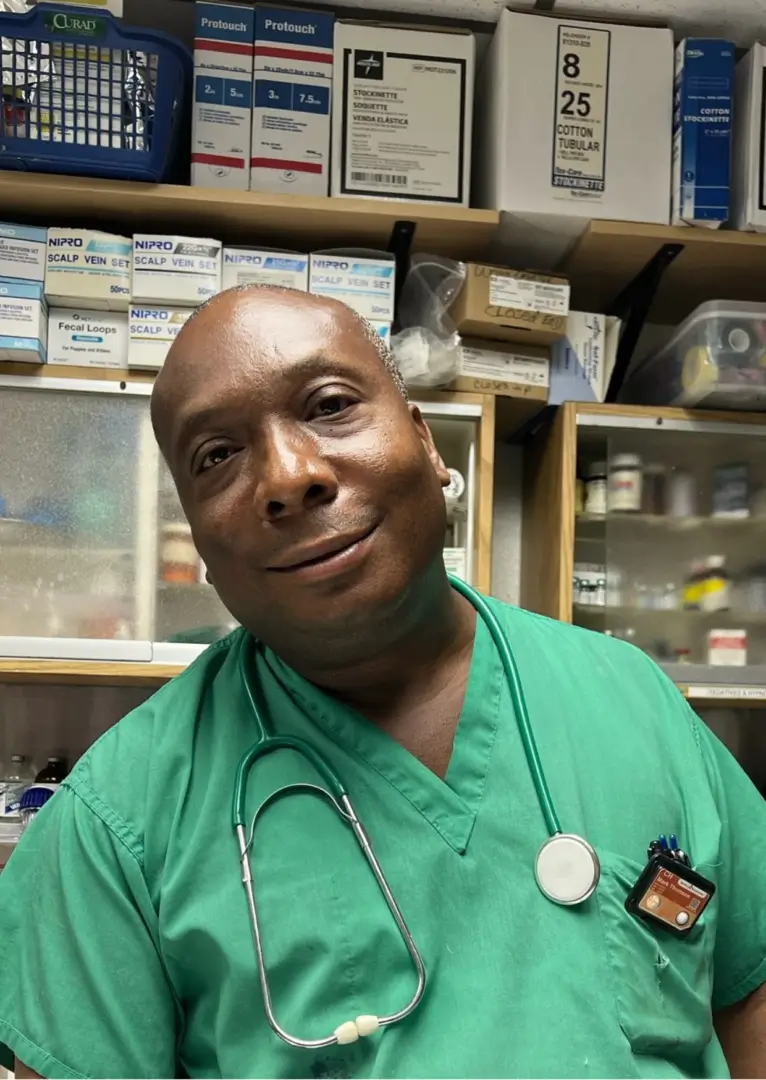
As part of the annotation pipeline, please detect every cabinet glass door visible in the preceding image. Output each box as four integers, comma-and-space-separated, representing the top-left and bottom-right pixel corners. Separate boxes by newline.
0, 376, 156, 660
420, 402, 479, 585
574, 413, 766, 689
153, 460, 237, 660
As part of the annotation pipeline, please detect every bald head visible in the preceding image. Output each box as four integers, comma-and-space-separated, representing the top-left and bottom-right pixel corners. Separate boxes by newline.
151, 285, 405, 448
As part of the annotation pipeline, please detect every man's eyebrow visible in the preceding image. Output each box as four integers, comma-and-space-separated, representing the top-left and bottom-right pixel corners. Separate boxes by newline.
171, 354, 366, 455
173, 404, 229, 458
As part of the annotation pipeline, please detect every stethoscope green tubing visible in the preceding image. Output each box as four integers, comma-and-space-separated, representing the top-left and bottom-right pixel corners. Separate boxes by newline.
233, 575, 563, 838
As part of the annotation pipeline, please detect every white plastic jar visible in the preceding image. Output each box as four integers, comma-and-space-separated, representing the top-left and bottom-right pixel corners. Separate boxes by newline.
608, 453, 643, 512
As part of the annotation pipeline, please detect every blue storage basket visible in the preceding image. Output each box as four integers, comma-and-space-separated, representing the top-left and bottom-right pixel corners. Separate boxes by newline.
0, 4, 192, 182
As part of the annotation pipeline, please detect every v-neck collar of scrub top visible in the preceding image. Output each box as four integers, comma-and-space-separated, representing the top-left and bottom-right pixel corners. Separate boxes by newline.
252, 613, 504, 855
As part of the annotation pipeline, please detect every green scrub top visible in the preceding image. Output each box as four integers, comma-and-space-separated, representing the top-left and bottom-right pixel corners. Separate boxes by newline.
2, 598, 766, 1080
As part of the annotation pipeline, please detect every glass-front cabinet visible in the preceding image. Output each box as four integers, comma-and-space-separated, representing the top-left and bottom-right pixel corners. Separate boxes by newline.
0, 376, 486, 667
572, 409, 766, 696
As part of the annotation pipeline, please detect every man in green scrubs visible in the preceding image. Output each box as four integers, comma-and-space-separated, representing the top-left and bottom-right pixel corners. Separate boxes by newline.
1, 285, 766, 1080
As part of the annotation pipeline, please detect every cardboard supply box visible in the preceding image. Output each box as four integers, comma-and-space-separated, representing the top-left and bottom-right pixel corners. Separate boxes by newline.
449, 263, 570, 347
132, 235, 222, 306
672, 39, 735, 228
251, 6, 334, 197
309, 252, 395, 322
192, 2, 255, 191
548, 312, 621, 405
0, 223, 47, 283
47, 309, 128, 368
476, 10, 673, 224
128, 306, 194, 370
732, 44, 766, 231
222, 247, 309, 290
0, 278, 47, 363
45, 229, 131, 311
331, 22, 474, 205
448, 339, 550, 413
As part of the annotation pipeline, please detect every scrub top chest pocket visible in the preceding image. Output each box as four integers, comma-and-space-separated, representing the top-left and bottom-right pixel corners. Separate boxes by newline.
597, 852, 716, 1059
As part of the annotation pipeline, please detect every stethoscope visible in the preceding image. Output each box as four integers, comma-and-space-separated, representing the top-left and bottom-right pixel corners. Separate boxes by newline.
233, 576, 600, 1050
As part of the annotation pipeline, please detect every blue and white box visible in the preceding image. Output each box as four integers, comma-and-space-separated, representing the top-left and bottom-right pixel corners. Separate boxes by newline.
309, 253, 395, 322
0, 278, 47, 364
672, 39, 735, 228
549, 312, 621, 406
251, 6, 334, 196
0, 223, 47, 283
45, 229, 131, 312
192, 2, 255, 190
222, 247, 308, 290
128, 306, 193, 370
132, 235, 222, 307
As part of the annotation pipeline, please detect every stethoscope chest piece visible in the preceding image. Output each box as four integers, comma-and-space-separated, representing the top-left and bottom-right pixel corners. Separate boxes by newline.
535, 834, 600, 906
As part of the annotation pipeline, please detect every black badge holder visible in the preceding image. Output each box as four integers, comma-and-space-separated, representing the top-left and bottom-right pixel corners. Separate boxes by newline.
625, 836, 715, 938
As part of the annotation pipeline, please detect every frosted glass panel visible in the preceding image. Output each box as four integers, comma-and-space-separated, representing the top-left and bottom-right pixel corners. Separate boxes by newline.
0, 384, 153, 643
155, 461, 237, 645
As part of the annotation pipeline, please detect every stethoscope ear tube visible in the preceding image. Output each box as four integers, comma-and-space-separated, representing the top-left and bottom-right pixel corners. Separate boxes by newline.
447, 575, 563, 837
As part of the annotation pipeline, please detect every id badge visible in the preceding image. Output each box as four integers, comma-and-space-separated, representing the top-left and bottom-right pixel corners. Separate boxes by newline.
625, 853, 715, 937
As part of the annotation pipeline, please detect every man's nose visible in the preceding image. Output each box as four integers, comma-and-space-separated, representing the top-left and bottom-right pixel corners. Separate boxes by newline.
254, 424, 338, 521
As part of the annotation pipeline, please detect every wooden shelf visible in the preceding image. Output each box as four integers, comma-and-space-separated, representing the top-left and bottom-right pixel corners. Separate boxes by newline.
575, 401, 766, 427
0, 659, 181, 686
0, 172, 499, 261
562, 220, 766, 324
0, 361, 154, 384
679, 684, 766, 707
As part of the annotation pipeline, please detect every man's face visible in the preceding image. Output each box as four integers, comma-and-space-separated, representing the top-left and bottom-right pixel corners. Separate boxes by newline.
154, 289, 450, 644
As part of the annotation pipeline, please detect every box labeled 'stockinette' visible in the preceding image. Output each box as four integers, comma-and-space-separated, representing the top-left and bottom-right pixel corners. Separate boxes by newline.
331, 21, 474, 205
672, 39, 735, 227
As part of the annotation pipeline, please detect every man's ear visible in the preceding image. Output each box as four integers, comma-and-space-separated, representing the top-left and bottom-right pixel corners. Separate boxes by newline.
409, 404, 451, 486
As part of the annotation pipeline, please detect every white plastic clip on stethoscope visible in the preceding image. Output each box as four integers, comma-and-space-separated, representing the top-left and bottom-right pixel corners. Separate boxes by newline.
233, 576, 600, 1049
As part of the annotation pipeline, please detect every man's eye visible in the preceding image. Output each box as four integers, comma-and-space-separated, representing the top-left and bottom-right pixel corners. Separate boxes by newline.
313, 394, 354, 418
198, 446, 233, 473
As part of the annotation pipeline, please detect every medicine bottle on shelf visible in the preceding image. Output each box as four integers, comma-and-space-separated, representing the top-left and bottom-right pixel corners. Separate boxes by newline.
608, 453, 643, 512
584, 462, 607, 515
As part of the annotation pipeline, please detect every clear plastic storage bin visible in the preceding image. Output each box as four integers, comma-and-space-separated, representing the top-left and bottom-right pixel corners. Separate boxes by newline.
622, 301, 766, 412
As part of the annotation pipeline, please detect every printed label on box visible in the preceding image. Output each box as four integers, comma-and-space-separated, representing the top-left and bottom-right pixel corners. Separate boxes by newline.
193, 2, 255, 189
309, 254, 395, 321
552, 24, 610, 195
251, 6, 334, 196
222, 248, 308, 290
339, 41, 469, 202
48, 309, 128, 368
488, 273, 570, 316
460, 345, 549, 387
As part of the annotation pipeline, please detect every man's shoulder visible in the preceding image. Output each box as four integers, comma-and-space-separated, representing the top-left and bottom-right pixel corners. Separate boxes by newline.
64, 629, 247, 840
485, 594, 693, 728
